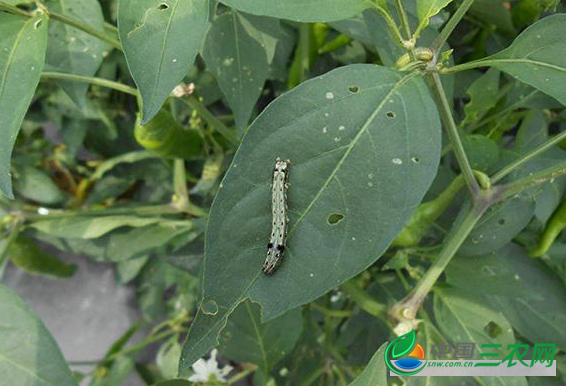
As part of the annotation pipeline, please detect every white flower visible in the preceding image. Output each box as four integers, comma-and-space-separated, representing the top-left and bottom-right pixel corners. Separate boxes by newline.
188, 349, 233, 384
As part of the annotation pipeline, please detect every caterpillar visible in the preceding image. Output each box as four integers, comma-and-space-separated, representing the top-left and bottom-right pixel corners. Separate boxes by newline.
262, 158, 291, 275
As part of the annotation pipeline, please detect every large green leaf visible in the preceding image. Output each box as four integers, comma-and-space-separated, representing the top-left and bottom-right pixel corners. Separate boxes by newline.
201, 11, 273, 129
0, 283, 77, 386
348, 343, 387, 386
44, 0, 107, 107
0, 13, 48, 199
219, 301, 302, 372
118, 0, 209, 123
219, 0, 371, 22
446, 244, 566, 350
179, 64, 441, 373
484, 14, 566, 106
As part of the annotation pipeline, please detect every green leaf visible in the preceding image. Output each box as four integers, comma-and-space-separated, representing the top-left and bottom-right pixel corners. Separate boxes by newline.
219, 301, 302, 372
13, 166, 65, 205
219, 0, 371, 22
486, 14, 566, 106
201, 11, 272, 129
447, 244, 566, 350
44, 0, 107, 107
348, 343, 387, 386
459, 196, 535, 256
434, 287, 515, 356
118, 0, 209, 123
106, 223, 193, 261
149, 381, 191, 386
463, 68, 501, 125
469, 0, 516, 34
9, 235, 76, 278
416, 0, 454, 34
0, 13, 48, 199
463, 134, 500, 172
179, 64, 441, 373
0, 283, 77, 386
30, 215, 167, 239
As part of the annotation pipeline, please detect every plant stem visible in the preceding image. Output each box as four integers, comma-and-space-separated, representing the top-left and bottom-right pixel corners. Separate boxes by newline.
182, 96, 238, 145
391, 201, 488, 322
172, 158, 190, 211
0, 1, 121, 50
310, 303, 353, 318
41, 72, 137, 96
428, 72, 480, 196
394, 0, 412, 40
431, 0, 476, 52
0, 1, 30, 16
341, 280, 387, 317
48, 10, 121, 50
441, 58, 494, 74
371, 4, 405, 46
103, 330, 176, 363
498, 159, 566, 202
492, 129, 566, 184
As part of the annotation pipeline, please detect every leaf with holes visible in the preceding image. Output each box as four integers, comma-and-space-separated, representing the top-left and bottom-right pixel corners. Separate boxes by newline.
178, 64, 441, 372
44, 0, 107, 108
118, 0, 209, 123
0, 283, 77, 386
219, 0, 371, 22
0, 13, 48, 199
484, 14, 566, 106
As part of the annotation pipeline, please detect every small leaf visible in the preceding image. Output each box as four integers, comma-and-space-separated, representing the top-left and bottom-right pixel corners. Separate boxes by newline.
202, 11, 271, 129
30, 215, 167, 239
44, 0, 107, 107
13, 166, 65, 205
487, 14, 566, 106
416, 0, 454, 34
118, 0, 209, 123
9, 236, 77, 278
179, 64, 441, 373
463, 68, 501, 125
0, 13, 48, 199
0, 283, 78, 386
348, 343, 388, 386
219, 0, 371, 22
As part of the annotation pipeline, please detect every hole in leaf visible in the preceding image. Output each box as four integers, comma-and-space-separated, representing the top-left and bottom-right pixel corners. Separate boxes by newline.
34, 19, 43, 29
386, 111, 396, 118
327, 213, 345, 225
348, 85, 359, 93
202, 300, 219, 315
484, 321, 502, 338
411, 156, 420, 164
498, 219, 506, 225
157, 3, 169, 10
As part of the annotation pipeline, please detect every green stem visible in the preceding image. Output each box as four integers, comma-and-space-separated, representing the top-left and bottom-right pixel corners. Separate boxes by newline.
467, 90, 538, 133
48, 10, 121, 50
341, 280, 387, 317
370, 4, 405, 46
391, 202, 487, 321
431, 0, 476, 52
24, 204, 175, 221
0, 1, 30, 16
394, 0, 412, 40
310, 303, 353, 318
172, 159, 189, 211
0, 225, 20, 274
103, 330, 176, 363
441, 58, 495, 74
41, 72, 137, 96
498, 160, 566, 203
492, 129, 566, 184
182, 96, 238, 145
428, 71, 480, 196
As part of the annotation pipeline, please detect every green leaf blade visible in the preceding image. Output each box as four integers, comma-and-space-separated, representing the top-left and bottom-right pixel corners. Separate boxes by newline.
0, 283, 77, 386
0, 14, 48, 199
219, 0, 370, 22
118, 0, 209, 123
179, 64, 441, 373
488, 14, 566, 106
